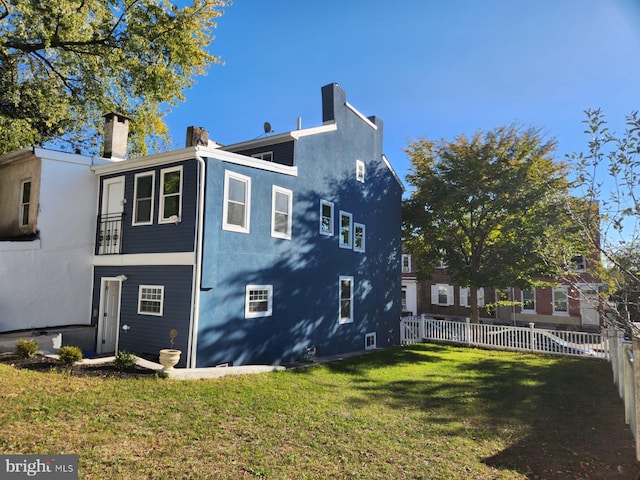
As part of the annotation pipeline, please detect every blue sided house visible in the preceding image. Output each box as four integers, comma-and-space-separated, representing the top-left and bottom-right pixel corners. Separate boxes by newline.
90, 83, 403, 367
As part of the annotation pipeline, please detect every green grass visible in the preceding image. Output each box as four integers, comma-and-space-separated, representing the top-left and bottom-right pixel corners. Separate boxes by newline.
0, 344, 634, 479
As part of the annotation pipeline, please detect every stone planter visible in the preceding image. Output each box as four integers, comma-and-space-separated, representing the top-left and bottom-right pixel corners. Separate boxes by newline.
159, 349, 181, 370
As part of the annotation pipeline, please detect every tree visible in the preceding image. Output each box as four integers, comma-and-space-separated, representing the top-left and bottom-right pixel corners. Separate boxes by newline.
403, 125, 582, 323
0, 0, 229, 156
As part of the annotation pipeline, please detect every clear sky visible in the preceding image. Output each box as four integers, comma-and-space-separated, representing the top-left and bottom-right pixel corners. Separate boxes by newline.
164, 0, 640, 190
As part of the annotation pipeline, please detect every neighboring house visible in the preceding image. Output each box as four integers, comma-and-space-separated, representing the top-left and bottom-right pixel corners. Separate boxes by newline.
401, 252, 602, 331
0, 147, 111, 334
91, 83, 403, 367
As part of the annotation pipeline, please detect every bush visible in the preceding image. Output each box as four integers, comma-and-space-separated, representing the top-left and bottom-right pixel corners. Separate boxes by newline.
58, 346, 83, 365
14, 339, 39, 358
113, 351, 137, 371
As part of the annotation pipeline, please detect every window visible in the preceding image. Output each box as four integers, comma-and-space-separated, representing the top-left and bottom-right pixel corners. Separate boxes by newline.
245, 285, 273, 318
356, 160, 365, 183
553, 287, 569, 315
339, 276, 354, 324
133, 172, 154, 225
571, 255, 586, 272
339, 211, 352, 249
402, 254, 412, 273
320, 200, 334, 235
223, 171, 251, 233
365, 332, 376, 350
522, 289, 536, 313
460, 287, 485, 307
138, 286, 164, 316
401, 286, 407, 311
19, 180, 31, 227
437, 259, 447, 269
251, 151, 273, 162
271, 186, 292, 239
354, 223, 365, 252
431, 284, 454, 306
159, 167, 182, 223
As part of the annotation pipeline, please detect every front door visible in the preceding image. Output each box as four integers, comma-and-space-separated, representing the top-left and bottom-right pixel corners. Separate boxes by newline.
99, 176, 124, 254
97, 279, 121, 354
579, 285, 600, 328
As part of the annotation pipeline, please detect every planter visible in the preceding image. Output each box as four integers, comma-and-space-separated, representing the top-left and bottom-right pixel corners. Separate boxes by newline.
159, 349, 181, 370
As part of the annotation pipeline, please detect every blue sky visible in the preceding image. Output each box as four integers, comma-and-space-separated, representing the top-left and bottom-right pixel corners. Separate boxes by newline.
164, 0, 640, 189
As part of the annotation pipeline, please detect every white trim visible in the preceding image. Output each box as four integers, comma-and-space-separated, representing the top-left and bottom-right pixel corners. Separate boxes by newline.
101, 176, 125, 216
339, 275, 354, 324
521, 288, 536, 313
381, 154, 404, 191
402, 254, 411, 273
345, 102, 378, 130
365, 332, 376, 350
222, 170, 251, 233
132, 171, 155, 226
245, 285, 273, 318
251, 151, 273, 162
553, 286, 570, 316
354, 222, 365, 253
356, 160, 365, 183
271, 186, 293, 240
320, 199, 334, 236
93, 252, 194, 266
158, 166, 183, 224
138, 285, 164, 316
96, 277, 122, 354
339, 211, 353, 249
18, 179, 31, 227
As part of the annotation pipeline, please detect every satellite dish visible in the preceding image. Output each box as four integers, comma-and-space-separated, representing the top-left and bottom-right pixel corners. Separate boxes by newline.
263, 122, 273, 134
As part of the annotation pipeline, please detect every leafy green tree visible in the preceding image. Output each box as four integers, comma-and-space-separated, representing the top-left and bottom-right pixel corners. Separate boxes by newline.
0, 0, 229, 156
403, 125, 582, 323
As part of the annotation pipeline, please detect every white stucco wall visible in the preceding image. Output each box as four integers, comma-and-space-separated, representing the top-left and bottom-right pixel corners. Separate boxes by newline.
0, 150, 105, 332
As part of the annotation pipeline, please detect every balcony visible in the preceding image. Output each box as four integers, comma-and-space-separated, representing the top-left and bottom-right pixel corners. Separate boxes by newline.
97, 213, 123, 255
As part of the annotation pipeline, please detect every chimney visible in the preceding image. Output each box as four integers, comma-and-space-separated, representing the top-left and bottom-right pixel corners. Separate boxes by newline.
186, 126, 209, 147
103, 113, 130, 160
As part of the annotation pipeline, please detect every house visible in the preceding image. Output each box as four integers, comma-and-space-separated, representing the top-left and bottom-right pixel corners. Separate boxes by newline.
402, 251, 602, 331
0, 147, 110, 344
90, 83, 403, 366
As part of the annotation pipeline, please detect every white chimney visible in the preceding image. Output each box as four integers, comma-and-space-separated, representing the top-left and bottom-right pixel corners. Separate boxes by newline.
103, 113, 130, 160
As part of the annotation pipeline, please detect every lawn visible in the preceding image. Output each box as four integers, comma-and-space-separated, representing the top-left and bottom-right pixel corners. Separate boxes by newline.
0, 343, 636, 479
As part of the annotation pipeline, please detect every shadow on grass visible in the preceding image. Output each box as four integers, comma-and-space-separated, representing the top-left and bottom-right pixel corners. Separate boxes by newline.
303, 343, 638, 479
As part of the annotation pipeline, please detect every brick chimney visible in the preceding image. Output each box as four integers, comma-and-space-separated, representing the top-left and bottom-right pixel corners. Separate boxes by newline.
186, 126, 209, 147
103, 113, 130, 160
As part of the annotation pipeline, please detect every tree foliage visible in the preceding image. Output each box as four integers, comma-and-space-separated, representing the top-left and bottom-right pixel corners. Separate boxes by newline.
403, 125, 582, 322
0, 0, 229, 156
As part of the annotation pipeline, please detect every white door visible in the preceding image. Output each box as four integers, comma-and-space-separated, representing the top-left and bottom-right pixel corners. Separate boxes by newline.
99, 177, 124, 254
97, 279, 121, 354
402, 280, 418, 316
579, 286, 600, 328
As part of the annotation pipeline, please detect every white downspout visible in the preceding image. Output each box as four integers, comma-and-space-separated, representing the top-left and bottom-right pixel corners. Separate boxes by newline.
187, 152, 206, 368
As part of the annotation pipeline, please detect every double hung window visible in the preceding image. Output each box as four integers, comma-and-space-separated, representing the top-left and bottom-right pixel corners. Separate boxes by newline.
159, 167, 182, 223
223, 171, 251, 233
133, 172, 154, 225
19, 180, 31, 227
271, 186, 292, 239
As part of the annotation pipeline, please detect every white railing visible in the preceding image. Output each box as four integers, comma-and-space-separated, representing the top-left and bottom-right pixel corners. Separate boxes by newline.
400, 314, 609, 359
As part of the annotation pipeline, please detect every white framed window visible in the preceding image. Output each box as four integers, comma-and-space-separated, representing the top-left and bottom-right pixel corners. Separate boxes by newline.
459, 287, 484, 307
245, 285, 273, 318
365, 332, 376, 350
251, 151, 273, 162
159, 166, 182, 223
339, 211, 352, 249
356, 160, 365, 183
553, 287, 569, 315
320, 199, 334, 236
354, 223, 365, 252
19, 179, 31, 227
133, 172, 155, 225
223, 170, 251, 233
522, 288, 536, 313
437, 259, 447, 269
339, 276, 354, 324
571, 255, 586, 272
431, 284, 454, 306
271, 186, 292, 240
402, 254, 411, 273
401, 286, 407, 311
138, 285, 164, 316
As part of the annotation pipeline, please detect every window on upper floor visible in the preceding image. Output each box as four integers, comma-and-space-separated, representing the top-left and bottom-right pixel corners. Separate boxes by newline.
251, 151, 273, 162
431, 284, 454, 306
356, 160, 365, 183
320, 199, 334, 236
402, 254, 411, 273
339, 211, 352, 249
354, 223, 365, 253
553, 287, 569, 315
522, 288, 535, 313
271, 186, 292, 240
245, 285, 273, 318
133, 172, 155, 225
19, 180, 31, 227
159, 166, 182, 223
138, 285, 164, 316
223, 170, 251, 233
339, 276, 354, 324
570, 255, 586, 272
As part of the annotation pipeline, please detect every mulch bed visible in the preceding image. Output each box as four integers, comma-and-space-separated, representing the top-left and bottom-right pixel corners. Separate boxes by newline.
0, 353, 161, 379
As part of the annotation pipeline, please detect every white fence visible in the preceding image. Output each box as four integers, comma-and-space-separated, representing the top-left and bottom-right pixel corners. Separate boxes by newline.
400, 315, 609, 359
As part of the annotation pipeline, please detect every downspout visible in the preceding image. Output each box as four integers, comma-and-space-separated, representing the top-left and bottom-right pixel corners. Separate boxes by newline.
187, 152, 206, 368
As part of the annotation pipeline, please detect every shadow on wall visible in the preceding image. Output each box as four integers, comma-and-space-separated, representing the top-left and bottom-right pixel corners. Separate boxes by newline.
197, 160, 402, 366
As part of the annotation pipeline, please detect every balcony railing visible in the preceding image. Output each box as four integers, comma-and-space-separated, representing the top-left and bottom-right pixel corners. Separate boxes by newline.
97, 213, 123, 255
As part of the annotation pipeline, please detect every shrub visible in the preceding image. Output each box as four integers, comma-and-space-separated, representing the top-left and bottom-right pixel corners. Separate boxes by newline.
113, 351, 137, 372
58, 346, 83, 365
14, 339, 39, 358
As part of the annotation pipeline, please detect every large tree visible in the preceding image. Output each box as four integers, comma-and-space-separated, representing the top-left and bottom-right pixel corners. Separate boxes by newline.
403, 125, 581, 323
0, 0, 228, 156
